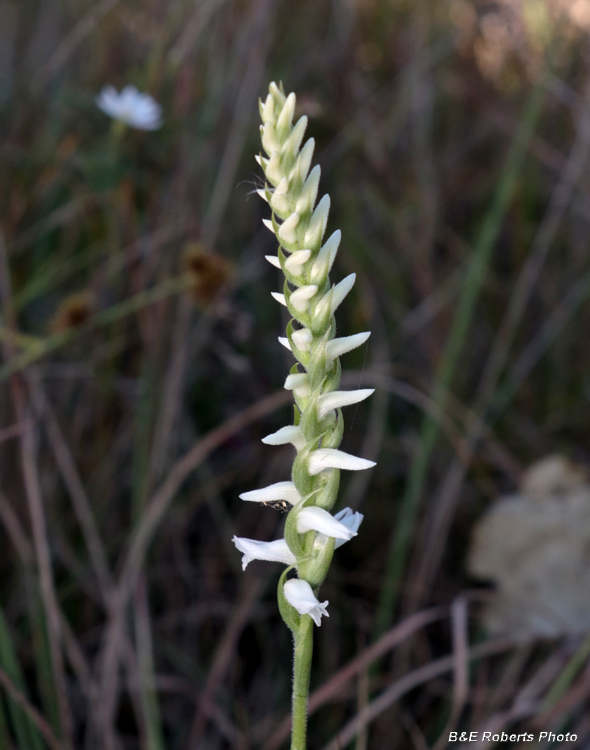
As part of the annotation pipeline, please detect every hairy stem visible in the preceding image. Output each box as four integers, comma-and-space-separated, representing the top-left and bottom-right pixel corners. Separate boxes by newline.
291, 615, 314, 750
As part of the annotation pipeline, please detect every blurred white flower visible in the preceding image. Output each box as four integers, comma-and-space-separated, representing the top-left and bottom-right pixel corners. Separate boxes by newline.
95, 85, 162, 131
283, 579, 329, 626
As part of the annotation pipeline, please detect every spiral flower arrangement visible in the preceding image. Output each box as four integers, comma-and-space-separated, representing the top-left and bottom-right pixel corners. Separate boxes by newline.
232, 81, 376, 750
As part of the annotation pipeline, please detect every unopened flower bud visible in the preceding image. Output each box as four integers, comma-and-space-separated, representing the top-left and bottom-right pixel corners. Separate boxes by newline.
290, 285, 318, 312
291, 327, 313, 351
278, 212, 300, 244
284, 249, 311, 273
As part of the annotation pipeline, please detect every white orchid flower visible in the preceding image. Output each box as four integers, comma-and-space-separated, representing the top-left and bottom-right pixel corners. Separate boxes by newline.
96, 85, 162, 131
283, 579, 329, 626
239, 481, 301, 505
232, 536, 296, 571
308, 448, 376, 475
262, 425, 306, 450
296, 506, 358, 540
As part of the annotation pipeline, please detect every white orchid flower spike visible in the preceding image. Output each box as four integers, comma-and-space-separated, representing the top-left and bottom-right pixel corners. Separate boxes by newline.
232, 81, 378, 750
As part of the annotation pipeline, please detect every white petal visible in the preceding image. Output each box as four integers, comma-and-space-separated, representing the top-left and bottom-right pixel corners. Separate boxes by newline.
262, 219, 274, 232
265, 255, 281, 268
256, 189, 269, 202
303, 195, 330, 247
325, 332, 370, 362
276, 92, 296, 133
255, 155, 263, 166
232, 536, 296, 570
284, 249, 311, 273
270, 177, 291, 213
265, 152, 282, 184
317, 389, 374, 419
278, 337, 292, 351
310, 230, 341, 283
261, 93, 276, 124
333, 508, 364, 549
283, 579, 329, 626
261, 122, 280, 154
295, 165, 321, 214
290, 285, 318, 312
278, 212, 300, 244
296, 506, 357, 540
239, 481, 301, 504
269, 81, 286, 107
262, 425, 305, 449
284, 373, 309, 390
271, 292, 287, 306
291, 328, 313, 351
290, 137, 315, 184
281, 116, 308, 160
308, 448, 376, 475
320, 273, 355, 317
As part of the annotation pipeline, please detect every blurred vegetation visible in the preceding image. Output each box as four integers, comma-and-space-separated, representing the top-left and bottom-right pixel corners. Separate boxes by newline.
1, 0, 590, 748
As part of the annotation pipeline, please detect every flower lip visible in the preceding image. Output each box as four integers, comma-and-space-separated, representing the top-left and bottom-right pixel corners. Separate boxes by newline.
96, 85, 162, 130
333, 508, 364, 549
283, 579, 329, 626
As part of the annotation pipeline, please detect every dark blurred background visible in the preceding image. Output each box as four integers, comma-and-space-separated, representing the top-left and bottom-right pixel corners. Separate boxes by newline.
2, 0, 590, 748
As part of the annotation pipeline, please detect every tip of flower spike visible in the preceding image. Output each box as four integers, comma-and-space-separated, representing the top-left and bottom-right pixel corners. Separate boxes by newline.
265, 255, 281, 268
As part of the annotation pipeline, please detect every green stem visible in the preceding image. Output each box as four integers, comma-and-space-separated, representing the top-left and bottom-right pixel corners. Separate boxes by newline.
291, 615, 314, 750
